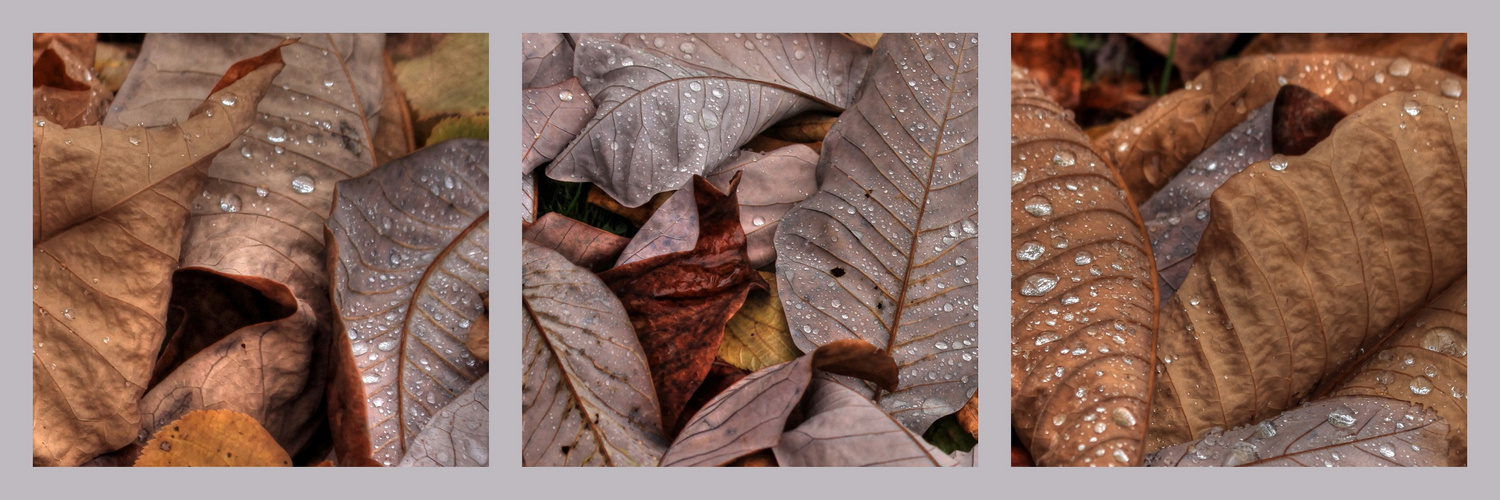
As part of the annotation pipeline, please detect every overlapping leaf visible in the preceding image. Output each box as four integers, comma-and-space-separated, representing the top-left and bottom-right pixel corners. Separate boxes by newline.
1010, 66, 1156, 466
548, 33, 870, 207
325, 139, 490, 466
1145, 396, 1448, 467
1095, 54, 1467, 202
1146, 91, 1466, 452
521, 212, 628, 271
398, 374, 490, 467
614, 185, 698, 266
775, 377, 958, 467
718, 271, 801, 373
522, 33, 575, 89
777, 33, 978, 436
706, 145, 818, 268
134, 409, 293, 467
522, 77, 594, 173
32, 43, 284, 467
522, 241, 666, 466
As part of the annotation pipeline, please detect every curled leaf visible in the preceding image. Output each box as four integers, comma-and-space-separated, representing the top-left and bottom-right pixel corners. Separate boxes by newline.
1145, 396, 1448, 467
1147, 91, 1466, 452
777, 33, 978, 435
522, 242, 666, 466
615, 185, 698, 266
706, 145, 818, 268
1011, 67, 1156, 466
774, 377, 956, 467
548, 33, 870, 207
134, 409, 292, 467
521, 212, 629, 272
325, 139, 490, 466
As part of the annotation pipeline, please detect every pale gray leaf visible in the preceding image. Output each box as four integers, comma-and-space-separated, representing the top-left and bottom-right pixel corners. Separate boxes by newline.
523, 77, 594, 174
773, 376, 955, 466
660, 353, 819, 467
615, 184, 698, 266
706, 145, 818, 268
775, 33, 979, 433
523, 33, 574, 89
397, 374, 489, 467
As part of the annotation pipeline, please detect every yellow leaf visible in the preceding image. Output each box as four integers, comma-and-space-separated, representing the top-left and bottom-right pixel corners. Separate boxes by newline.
718, 271, 801, 372
134, 410, 291, 467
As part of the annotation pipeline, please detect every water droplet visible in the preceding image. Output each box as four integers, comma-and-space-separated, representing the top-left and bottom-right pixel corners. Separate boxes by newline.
620, 57, 633, 67
221, 94, 237, 106
322, 78, 335, 88
218, 193, 241, 213
62, 308, 74, 320
1023, 196, 1053, 217
954, 256, 967, 266
1408, 376, 1433, 395
1034, 331, 1061, 346
683, 113, 695, 124
1011, 166, 1027, 186
935, 341, 949, 350
1111, 408, 1136, 427
677, 41, 696, 54
1440, 78, 1462, 98
255, 185, 269, 197
1052, 151, 1076, 167
744, 40, 756, 50
793, 49, 806, 60
239, 144, 254, 158
266, 126, 287, 143
1334, 61, 1354, 81
801, 325, 811, 334
129, 135, 141, 146
653, 37, 666, 48
1052, 414, 1066, 426
688, 81, 702, 92
1112, 449, 1130, 463
362, 374, 380, 384
377, 340, 398, 352
1374, 371, 1395, 385
1387, 57, 1412, 77
290, 175, 315, 194
102, 336, 110, 344
1276, 75, 1287, 86
1255, 420, 1277, 439
1419, 327, 1465, 357
372, 397, 386, 408
1021, 273, 1059, 297
1016, 241, 1045, 261
701, 110, 720, 130
1377, 443, 1396, 458
1403, 100, 1421, 116
558, 90, 573, 102
751, 216, 766, 226
1327, 406, 1356, 428
943, 303, 954, 312
1267, 154, 1289, 171
1223, 442, 1258, 466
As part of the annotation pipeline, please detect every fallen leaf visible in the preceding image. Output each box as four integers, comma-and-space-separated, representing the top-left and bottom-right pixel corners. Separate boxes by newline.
718, 271, 802, 373
34, 34, 111, 128
776, 33, 978, 435
1241, 33, 1467, 78
599, 175, 768, 434
522, 33, 574, 89
1146, 91, 1467, 452
397, 374, 489, 466
1129, 33, 1239, 80
373, 53, 415, 166
957, 392, 978, 439
842, 33, 882, 49
674, 361, 751, 438
521, 212, 629, 272
465, 299, 489, 362
614, 185, 698, 266
135, 409, 292, 467
775, 376, 957, 466
93, 41, 138, 94
522, 172, 537, 223
522, 241, 667, 466
325, 139, 490, 467
1329, 276, 1467, 466
1271, 84, 1347, 155
586, 185, 663, 226
1145, 396, 1448, 467
1011, 66, 1156, 466
705, 145, 819, 268
1095, 54, 1467, 202
1010, 33, 1081, 109
32, 42, 285, 467
393, 33, 488, 147
426, 114, 488, 144
548, 33, 870, 207
662, 339, 898, 467
522, 77, 594, 174
760, 111, 839, 144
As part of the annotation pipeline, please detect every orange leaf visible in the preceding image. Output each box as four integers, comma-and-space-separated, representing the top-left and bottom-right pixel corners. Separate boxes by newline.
134, 409, 291, 467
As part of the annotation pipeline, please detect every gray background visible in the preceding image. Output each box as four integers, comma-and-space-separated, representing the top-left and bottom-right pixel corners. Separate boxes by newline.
7, 0, 1488, 497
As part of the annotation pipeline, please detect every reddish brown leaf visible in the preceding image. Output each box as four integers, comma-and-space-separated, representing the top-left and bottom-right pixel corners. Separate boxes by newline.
1011, 67, 1157, 467
599, 174, 768, 435
521, 212, 629, 272
1272, 84, 1347, 155
465, 301, 489, 362
1145, 396, 1448, 467
957, 392, 978, 439
1095, 54, 1466, 202
1146, 91, 1466, 452
662, 339, 898, 467
33, 39, 112, 128
1010, 33, 1081, 109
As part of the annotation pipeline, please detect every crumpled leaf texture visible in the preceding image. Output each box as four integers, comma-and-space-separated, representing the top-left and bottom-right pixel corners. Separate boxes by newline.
1147, 91, 1466, 452
777, 33, 978, 435
522, 242, 666, 466
32, 43, 284, 467
1010, 66, 1157, 466
1095, 54, 1466, 202
326, 139, 490, 466
549, 33, 870, 207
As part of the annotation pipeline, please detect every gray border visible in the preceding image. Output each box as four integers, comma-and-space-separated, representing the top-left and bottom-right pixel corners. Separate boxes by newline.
7, 0, 1491, 498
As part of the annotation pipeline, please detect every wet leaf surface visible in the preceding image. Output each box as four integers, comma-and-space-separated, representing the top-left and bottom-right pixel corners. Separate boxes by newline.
1271, 84, 1347, 155
1241, 33, 1467, 78
522, 33, 575, 89
1329, 276, 1467, 466
615, 185, 698, 266
1147, 91, 1466, 452
705, 145, 818, 268
775, 376, 957, 466
777, 33, 978, 435
547, 33, 870, 207
599, 175, 767, 434
522, 241, 666, 467
135, 409, 292, 467
718, 271, 802, 373
32, 42, 285, 467
662, 339, 897, 467
522, 212, 629, 272
522, 172, 537, 223
522, 77, 594, 174
1011, 67, 1156, 466
325, 139, 490, 466
397, 374, 489, 466
1095, 54, 1466, 202
1145, 396, 1448, 467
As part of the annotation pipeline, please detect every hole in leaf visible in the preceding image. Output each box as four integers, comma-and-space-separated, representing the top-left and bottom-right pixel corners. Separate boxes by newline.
831, 267, 846, 277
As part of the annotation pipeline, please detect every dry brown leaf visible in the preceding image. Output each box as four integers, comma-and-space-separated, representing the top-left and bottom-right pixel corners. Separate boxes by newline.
135, 409, 292, 467
521, 212, 629, 272
614, 186, 698, 266
32, 42, 285, 467
761, 111, 839, 144
1010, 33, 1082, 109
1241, 33, 1467, 78
1146, 91, 1466, 452
957, 392, 978, 439
1329, 276, 1467, 466
465, 300, 489, 362
1095, 54, 1466, 202
717, 271, 801, 372
33, 33, 111, 128
1128, 33, 1239, 80
1011, 67, 1157, 467
373, 52, 415, 166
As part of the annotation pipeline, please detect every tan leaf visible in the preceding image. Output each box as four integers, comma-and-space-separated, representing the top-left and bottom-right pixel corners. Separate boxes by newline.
134, 409, 291, 467
1147, 91, 1466, 452
1241, 33, 1466, 77
32, 42, 285, 467
718, 271, 801, 373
